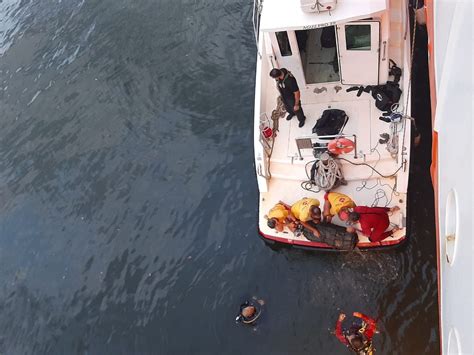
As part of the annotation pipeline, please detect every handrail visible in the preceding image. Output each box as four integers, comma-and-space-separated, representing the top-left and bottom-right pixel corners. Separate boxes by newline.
252, 0, 263, 58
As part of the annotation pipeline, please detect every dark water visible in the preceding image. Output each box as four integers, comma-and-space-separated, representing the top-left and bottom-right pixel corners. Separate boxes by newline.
0, 1, 438, 354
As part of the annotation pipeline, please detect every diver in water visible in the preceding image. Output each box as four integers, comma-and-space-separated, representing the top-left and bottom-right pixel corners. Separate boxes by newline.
335, 312, 377, 354
235, 299, 264, 325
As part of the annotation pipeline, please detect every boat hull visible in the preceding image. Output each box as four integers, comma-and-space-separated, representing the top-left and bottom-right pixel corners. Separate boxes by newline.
259, 229, 407, 251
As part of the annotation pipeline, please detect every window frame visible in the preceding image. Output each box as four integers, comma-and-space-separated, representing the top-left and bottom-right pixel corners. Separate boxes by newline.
275, 31, 293, 57
344, 24, 372, 51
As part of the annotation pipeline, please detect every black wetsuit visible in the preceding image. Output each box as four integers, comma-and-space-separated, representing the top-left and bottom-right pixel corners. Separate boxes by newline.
303, 222, 357, 250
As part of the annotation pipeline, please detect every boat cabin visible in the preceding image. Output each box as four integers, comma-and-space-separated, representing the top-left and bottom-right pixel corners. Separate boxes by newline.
262, 3, 391, 87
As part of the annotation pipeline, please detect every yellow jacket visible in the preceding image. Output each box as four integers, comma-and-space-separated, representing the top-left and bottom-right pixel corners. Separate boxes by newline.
268, 203, 289, 222
325, 192, 355, 215
291, 198, 320, 222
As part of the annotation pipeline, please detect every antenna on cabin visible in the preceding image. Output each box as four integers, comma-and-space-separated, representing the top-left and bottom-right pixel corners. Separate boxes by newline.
300, 0, 337, 14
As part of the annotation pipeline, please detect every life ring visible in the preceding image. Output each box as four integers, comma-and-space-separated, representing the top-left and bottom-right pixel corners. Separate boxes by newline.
328, 138, 355, 155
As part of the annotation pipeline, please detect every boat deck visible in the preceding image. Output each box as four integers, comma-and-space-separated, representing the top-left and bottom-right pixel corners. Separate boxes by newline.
258, 81, 410, 248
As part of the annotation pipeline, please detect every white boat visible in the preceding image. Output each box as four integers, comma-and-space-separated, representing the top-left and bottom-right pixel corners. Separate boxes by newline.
425, 1, 473, 353
253, 0, 414, 250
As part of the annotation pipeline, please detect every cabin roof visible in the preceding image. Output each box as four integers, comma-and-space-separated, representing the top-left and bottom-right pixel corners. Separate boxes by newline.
260, 0, 387, 32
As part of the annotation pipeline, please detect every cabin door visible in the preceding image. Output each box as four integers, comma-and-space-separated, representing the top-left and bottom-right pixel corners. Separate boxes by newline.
337, 21, 380, 85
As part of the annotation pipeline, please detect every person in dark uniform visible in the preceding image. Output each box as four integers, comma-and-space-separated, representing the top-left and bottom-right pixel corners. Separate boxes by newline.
269, 68, 306, 128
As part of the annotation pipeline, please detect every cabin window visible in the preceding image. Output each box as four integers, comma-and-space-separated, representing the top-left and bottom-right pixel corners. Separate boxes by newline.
345, 25, 371, 50
296, 26, 340, 84
275, 31, 292, 56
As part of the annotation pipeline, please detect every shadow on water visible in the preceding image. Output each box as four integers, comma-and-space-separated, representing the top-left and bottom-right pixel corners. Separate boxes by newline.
0, 0, 438, 354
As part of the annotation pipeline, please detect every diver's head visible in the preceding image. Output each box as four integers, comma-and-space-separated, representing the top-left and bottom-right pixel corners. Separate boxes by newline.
236, 301, 261, 324
348, 211, 360, 223
338, 208, 350, 221
310, 205, 322, 223
347, 333, 367, 352
267, 218, 277, 229
350, 336, 364, 350
241, 306, 256, 318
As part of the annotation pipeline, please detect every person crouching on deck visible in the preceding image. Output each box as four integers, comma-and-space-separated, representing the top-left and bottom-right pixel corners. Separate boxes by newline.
323, 191, 356, 223
335, 312, 377, 354
346, 206, 402, 242
290, 197, 321, 224
266, 203, 298, 233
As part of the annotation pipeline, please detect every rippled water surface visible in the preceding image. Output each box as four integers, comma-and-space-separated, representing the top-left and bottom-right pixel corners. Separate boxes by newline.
0, 1, 438, 354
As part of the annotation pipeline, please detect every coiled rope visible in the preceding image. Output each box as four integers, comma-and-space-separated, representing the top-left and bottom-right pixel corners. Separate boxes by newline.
302, 155, 344, 192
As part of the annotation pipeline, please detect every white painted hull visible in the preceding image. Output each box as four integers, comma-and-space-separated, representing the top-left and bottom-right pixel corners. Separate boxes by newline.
426, 1, 473, 353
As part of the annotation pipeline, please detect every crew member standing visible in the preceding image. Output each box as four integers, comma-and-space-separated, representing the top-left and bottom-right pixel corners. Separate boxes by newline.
269, 68, 306, 128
